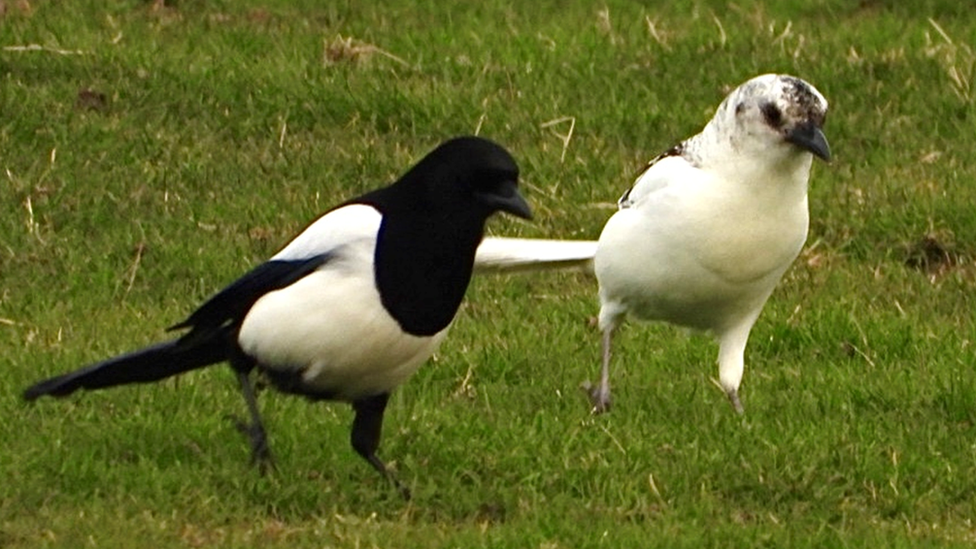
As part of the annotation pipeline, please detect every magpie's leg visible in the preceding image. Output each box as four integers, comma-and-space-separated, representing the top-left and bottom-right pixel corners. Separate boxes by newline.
586, 327, 614, 414
231, 368, 275, 474
351, 393, 410, 500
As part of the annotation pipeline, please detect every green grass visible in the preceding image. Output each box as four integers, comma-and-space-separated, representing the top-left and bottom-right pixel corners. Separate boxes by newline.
3, 0, 976, 546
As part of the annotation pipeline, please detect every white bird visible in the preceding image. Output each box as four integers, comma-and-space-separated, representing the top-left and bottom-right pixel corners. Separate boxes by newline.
476, 74, 830, 415
23, 136, 532, 499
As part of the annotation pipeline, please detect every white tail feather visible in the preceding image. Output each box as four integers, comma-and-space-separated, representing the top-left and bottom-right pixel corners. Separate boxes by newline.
474, 237, 597, 274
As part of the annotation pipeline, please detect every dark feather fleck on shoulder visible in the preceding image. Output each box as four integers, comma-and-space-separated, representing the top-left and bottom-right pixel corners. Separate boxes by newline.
618, 143, 684, 207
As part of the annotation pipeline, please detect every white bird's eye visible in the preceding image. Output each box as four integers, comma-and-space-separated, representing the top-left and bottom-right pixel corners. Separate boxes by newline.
760, 102, 784, 128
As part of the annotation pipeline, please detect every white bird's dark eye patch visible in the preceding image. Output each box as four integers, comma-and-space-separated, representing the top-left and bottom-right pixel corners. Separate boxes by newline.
761, 102, 784, 128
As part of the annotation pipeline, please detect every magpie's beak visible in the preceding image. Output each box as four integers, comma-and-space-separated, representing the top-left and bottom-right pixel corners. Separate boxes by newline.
786, 122, 831, 162
478, 180, 533, 220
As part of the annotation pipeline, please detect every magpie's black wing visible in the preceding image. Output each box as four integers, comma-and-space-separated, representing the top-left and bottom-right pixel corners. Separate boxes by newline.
169, 253, 332, 345
21, 258, 337, 401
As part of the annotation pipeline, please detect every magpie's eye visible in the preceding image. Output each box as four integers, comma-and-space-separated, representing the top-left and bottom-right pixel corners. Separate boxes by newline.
761, 102, 783, 127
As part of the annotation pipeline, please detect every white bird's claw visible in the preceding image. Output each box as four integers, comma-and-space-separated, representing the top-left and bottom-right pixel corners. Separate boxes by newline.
581, 380, 612, 414
728, 390, 744, 415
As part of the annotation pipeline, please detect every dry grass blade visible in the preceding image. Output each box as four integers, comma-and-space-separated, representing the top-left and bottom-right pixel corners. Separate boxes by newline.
540, 116, 576, 163
122, 242, 148, 299
645, 16, 671, 51
924, 18, 975, 102
323, 35, 409, 67
3, 44, 87, 55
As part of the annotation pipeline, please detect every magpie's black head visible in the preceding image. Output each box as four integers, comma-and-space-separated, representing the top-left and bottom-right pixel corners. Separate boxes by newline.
361, 137, 532, 337
400, 136, 532, 221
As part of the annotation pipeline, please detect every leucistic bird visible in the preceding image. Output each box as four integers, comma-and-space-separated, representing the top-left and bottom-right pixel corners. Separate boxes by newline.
474, 74, 830, 416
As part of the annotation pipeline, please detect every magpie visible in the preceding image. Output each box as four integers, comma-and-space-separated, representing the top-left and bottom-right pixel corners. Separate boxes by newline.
24, 136, 532, 499
472, 74, 830, 415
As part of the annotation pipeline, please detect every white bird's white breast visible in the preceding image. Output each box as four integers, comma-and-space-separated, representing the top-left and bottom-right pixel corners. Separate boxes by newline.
237, 204, 448, 401
596, 157, 809, 331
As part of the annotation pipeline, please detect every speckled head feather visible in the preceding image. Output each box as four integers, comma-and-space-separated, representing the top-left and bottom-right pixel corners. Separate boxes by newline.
677, 74, 830, 166
714, 74, 828, 129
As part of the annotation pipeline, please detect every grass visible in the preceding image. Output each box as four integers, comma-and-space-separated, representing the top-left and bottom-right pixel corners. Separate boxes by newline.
3, 0, 976, 546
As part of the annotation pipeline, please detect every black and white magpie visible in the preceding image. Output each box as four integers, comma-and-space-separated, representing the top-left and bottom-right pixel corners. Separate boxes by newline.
473, 74, 830, 415
24, 136, 532, 499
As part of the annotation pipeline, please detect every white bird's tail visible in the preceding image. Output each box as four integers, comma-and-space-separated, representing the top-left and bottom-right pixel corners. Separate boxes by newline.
474, 237, 597, 274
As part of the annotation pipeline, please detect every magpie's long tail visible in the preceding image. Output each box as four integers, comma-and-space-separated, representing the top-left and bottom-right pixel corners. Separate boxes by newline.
23, 337, 228, 401
473, 237, 598, 274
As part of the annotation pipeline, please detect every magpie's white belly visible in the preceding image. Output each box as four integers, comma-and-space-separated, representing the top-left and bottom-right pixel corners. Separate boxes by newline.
237, 266, 449, 401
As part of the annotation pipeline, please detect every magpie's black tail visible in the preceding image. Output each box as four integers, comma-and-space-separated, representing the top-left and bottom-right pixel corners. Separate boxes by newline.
23, 336, 229, 401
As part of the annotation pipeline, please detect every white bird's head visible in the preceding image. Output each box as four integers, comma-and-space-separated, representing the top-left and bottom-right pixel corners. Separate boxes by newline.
697, 74, 830, 168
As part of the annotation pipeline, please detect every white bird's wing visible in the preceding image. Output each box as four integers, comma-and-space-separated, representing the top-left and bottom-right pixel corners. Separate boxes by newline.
617, 144, 688, 209
474, 236, 597, 274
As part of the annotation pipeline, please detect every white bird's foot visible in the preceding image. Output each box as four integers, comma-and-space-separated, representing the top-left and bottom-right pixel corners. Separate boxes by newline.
581, 380, 612, 414
727, 390, 744, 415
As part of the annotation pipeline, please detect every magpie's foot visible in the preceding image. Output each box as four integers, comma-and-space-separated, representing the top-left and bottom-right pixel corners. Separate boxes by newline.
227, 415, 275, 474
391, 476, 412, 501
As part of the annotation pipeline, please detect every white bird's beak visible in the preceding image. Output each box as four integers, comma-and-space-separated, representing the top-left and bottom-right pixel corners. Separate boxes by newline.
786, 122, 831, 162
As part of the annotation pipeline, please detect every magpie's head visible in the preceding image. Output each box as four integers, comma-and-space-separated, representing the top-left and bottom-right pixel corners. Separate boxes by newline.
718, 74, 830, 162
405, 136, 532, 221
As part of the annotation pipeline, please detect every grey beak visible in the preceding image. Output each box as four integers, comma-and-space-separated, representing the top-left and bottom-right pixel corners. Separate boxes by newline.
477, 180, 533, 220
786, 122, 831, 161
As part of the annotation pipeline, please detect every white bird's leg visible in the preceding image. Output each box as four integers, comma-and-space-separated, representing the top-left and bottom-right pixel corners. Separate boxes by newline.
587, 326, 615, 414
232, 368, 275, 473
717, 322, 753, 415
587, 303, 625, 414
351, 393, 411, 500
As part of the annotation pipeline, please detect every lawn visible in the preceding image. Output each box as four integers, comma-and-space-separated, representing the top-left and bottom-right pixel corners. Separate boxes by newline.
2, 0, 976, 547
